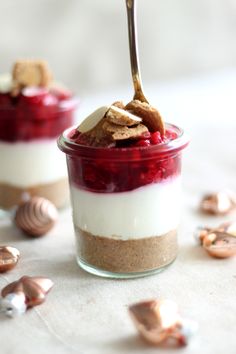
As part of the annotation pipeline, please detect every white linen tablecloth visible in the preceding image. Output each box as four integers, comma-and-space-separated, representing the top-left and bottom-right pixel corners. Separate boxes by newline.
1, 70, 236, 354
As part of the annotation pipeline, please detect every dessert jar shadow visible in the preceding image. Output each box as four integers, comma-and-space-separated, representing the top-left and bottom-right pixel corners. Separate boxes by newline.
58, 124, 189, 278
0, 96, 78, 211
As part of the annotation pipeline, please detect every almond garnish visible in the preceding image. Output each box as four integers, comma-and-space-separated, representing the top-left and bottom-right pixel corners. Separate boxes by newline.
76, 98, 166, 147
78, 106, 110, 133
106, 105, 142, 126
78, 118, 115, 147
126, 99, 165, 135
77, 104, 148, 146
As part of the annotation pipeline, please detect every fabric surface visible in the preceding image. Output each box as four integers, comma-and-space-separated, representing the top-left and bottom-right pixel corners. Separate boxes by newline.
1, 70, 236, 354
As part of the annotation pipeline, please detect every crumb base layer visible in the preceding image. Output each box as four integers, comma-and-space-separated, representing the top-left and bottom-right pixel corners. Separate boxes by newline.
75, 227, 178, 276
0, 178, 69, 210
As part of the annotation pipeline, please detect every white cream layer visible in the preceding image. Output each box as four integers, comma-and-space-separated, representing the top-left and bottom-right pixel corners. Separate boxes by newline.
0, 139, 67, 187
71, 177, 181, 240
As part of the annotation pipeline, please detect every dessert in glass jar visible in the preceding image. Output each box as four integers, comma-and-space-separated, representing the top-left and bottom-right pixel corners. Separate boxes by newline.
0, 60, 78, 210
58, 101, 189, 278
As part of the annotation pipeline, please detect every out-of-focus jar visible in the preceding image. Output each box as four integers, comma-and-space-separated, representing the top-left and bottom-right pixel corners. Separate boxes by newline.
0, 65, 78, 211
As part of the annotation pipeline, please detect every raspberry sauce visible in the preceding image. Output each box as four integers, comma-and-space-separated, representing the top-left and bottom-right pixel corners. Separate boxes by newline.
59, 124, 189, 193
0, 87, 77, 142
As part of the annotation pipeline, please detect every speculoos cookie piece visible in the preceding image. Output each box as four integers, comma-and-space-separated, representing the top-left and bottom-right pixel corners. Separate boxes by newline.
126, 99, 165, 134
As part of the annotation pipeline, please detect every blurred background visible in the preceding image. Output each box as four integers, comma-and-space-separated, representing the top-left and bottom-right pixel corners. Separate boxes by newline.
1, 0, 236, 95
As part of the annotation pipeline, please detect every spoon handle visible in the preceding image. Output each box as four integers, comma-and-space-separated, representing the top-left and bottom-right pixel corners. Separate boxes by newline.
126, 0, 148, 103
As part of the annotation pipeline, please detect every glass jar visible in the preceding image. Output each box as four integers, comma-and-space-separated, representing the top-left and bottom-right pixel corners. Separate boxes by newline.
0, 89, 78, 211
58, 123, 189, 278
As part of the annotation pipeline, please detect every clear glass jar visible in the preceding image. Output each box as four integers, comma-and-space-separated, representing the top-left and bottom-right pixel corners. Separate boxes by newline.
58, 123, 189, 278
0, 89, 78, 211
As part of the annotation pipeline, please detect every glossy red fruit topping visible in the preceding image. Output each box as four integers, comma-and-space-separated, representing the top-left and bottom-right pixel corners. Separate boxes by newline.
73, 128, 177, 148
150, 131, 162, 144
134, 139, 151, 147
0, 88, 76, 142
66, 127, 180, 192
68, 150, 180, 192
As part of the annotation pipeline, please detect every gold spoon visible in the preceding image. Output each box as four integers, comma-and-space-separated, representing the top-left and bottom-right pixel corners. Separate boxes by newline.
125, 0, 165, 134
126, 0, 149, 103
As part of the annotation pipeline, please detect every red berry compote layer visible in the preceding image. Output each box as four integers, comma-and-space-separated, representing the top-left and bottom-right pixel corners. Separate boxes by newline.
0, 62, 77, 210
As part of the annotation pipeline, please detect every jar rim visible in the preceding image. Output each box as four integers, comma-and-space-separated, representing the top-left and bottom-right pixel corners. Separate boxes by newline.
58, 123, 190, 160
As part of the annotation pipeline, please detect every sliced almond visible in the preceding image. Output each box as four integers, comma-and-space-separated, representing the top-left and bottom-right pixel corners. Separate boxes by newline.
78, 106, 110, 133
106, 105, 142, 126
126, 99, 165, 134
77, 118, 115, 147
